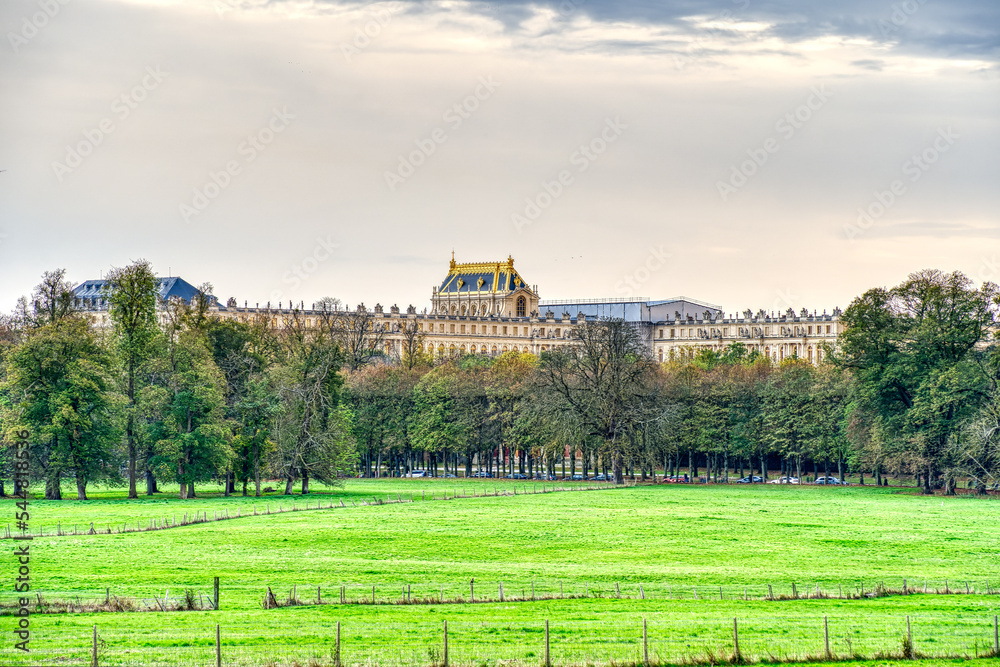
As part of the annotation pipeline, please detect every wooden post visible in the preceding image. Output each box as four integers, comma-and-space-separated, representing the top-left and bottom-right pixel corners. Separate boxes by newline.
92, 625, 98, 667
335, 621, 341, 667
768, 584, 773, 600
824, 616, 830, 659
733, 618, 740, 662
318, 586, 322, 604
639, 584, 645, 600
500, 581, 504, 601
642, 617, 649, 667
993, 615, 998, 655
372, 585, 375, 604
215, 623, 221, 667
214, 576, 220, 610
792, 583, 798, 599
544, 620, 551, 667
532, 581, 535, 600
471, 580, 475, 602
443, 620, 449, 667
719, 585, 723, 600
615, 582, 621, 598
105, 587, 109, 605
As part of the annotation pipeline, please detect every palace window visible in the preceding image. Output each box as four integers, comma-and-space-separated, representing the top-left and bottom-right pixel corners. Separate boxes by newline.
555, 328, 561, 337
658, 329, 663, 338
450, 324, 455, 333
439, 323, 444, 332
492, 326, 497, 334
503, 326, 508, 335
460, 325, 466, 333
826, 325, 831, 334
540, 327, 545, 335
670, 329, 675, 338
523, 327, 528, 335
808, 325, 813, 335
516, 296, 526, 317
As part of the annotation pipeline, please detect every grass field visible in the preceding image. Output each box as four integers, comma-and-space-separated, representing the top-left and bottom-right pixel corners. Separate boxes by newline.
2, 481, 999, 666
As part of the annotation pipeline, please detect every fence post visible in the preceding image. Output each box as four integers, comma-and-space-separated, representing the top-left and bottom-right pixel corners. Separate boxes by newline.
335, 621, 342, 667
215, 624, 221, 667
372, 585, 375, 604
92, 625, 97, 667
443, 620, 449, 667
214, 577, 220, 610
544, 620, 551, 667
642, 617, 649, 667
470, 579, 475, 602
733, 618, 740, 663
824, 616, 830, 659
993, 615, 998, 655
907, 615, 912, 658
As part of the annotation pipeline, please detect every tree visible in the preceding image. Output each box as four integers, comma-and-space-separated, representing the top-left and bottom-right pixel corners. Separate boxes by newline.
538, 319, 661, 484
27, 269, 77, 327
328, 304, 387, 371
271, 310, 355, 494
104, 260, 159, 498
1, 317, 119, 499
836, 269, 998, 492
149, 329, 232, 498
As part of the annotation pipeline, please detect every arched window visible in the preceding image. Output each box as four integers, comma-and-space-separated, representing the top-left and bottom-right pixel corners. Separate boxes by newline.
516, 296, 526, 317
470, 305, 476, 316
461, 305, 467, 316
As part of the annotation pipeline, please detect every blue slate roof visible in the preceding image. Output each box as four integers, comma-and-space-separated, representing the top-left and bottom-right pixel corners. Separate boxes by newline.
438, 258, 532, 295
74, 276, 208, 305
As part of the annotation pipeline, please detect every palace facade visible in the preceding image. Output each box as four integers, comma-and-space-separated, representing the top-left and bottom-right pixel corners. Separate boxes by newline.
73, 257, 843, 365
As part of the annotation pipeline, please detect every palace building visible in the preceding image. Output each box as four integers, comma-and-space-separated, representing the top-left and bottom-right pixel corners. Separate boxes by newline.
74, 256, 843, 365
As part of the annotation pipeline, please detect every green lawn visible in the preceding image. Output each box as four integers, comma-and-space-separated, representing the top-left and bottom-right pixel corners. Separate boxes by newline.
2, 482, 998, 666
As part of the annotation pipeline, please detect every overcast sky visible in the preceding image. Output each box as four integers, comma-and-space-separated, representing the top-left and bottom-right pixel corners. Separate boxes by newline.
1, 0, 997, 316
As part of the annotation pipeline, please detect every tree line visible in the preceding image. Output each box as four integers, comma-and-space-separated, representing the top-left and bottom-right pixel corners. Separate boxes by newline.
1, 264, 997, 498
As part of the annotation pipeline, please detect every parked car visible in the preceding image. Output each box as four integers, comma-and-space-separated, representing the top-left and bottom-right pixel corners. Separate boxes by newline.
662, 475, 689, 483
534, 473, 557, 480
406, 470, 428, 477
504, 473, 528, 479
815, 476, 842, 485
768, 476, 800, 484
444, 474, 457, 478
470, 471, 493, 478
590, 473, 610, 481
735, 475, 763, 484
565, 474, 585, 481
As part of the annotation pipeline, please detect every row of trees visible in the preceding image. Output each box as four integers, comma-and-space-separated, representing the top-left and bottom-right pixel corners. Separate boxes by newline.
1, 264, 997, 497
347, 269, 1000, 493
0, 263, 354, 499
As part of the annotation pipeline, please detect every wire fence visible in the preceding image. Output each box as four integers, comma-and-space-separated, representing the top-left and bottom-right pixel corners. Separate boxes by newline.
3, 578, 998, 613
3, 614, 999, 666
0, 482, 627, 540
